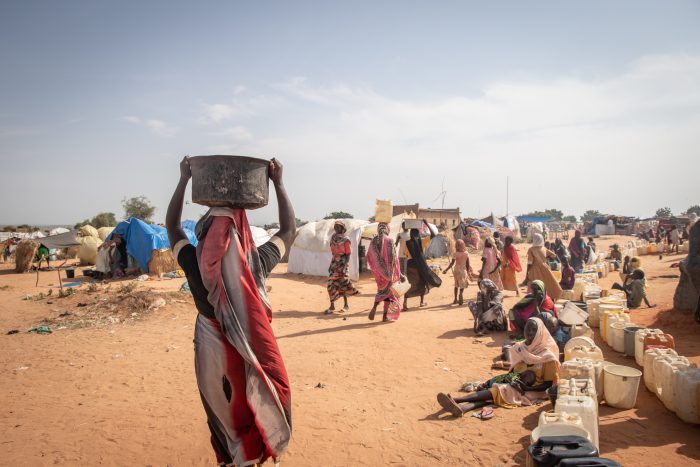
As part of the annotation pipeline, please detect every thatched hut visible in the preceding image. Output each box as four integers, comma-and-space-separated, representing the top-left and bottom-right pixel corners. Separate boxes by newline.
14, 239, 38, 273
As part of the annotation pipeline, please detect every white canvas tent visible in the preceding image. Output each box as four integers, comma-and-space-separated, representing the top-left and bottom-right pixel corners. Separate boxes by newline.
250, 226, 271, 247
288, 219, 369, 281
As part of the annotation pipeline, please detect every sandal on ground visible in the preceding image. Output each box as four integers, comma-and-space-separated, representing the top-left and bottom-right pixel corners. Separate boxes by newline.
471, 407, 495, 420
437, 393, 464, 417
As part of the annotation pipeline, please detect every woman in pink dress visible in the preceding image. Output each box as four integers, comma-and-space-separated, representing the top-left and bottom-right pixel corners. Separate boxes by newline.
367, 223, 402, 321
480, 237, 503, 290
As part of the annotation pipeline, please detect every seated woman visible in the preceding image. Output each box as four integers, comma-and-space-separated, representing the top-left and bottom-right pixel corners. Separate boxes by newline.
468, 279, 507, 335
612, 269, 655, 309
508, 280, 556, 339
559, 257, 576, 291
436, 318, 560, 417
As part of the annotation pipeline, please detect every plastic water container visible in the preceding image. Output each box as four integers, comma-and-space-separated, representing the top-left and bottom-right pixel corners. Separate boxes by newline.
572, 281, 586, 301
564, 336, 596, 356
643, 348, 678, 392
673, 367, 700, 424
599, 305, 625, 341
643, 333, 675, 353
566, 345, 604, 362
570, 323, 593, 339
649, 243, 658, 254
635, 329, 664, 367
552, 270, 562, 281
559, 378, 598, 410
610, 322, 630, 353
527, 435, 599, 467
586, 300, 601, 328
555, 395, 599, 449
374, 199, 393, 223
604, 365, 642, 409
560, 363, 597, 391
532, 411, 591, 444
655, 357, 694, 412
605, 314, 630, 348
559, 302, 589, 326
624, 326, 644, 357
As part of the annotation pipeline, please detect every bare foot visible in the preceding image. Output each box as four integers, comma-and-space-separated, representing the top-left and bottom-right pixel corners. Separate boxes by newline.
368, 309, 376, 320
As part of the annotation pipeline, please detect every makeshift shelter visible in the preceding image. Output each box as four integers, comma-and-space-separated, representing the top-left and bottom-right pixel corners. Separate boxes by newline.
251, 226, 272, 248
425, 235, 449, 258
14, 240, 38, 273
29, 231, 45, 239
49, 227, 69, 236
108, 217, 198, 274
502, 216, 521, 239
98, 227, 115, 241
287, 219, 369, 281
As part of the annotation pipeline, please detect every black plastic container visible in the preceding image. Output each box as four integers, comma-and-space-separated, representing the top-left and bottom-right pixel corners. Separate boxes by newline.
189, 155, 270, 209
558, 458, 621, 466
527, 436, 598, 467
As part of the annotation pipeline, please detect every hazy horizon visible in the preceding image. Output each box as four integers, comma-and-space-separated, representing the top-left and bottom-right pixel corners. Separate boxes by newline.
1, 1, 699, 226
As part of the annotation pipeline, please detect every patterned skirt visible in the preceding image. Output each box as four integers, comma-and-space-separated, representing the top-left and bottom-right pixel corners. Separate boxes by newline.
327, 257, 359, 301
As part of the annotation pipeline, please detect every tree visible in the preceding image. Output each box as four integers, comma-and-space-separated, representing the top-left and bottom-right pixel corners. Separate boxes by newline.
122, 196, 156, 223
2, 225, 16, 232
295, 218, 308, 227
522, 209, 563, 220
684, 205, 700, 216
323, 211, 353, 220
17, 224, 32, 231
91, 212, 117, 228
581, 210, 602, 222
263, 222, 280, 230
562, 215, 577, 223
655, 207, 673, 218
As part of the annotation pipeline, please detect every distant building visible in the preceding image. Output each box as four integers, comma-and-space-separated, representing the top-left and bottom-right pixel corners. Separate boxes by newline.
393, 204, 462, 228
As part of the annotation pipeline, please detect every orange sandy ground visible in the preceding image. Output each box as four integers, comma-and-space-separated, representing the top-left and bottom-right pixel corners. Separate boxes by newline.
1, 235, 699, 466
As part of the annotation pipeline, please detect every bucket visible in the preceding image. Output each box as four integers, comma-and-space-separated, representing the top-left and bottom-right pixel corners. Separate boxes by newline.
604, 365, 642, 409
610, 322, 628, 353
624, 326, 644, 357
65, 268, 75, 279
189, 155, 269, 209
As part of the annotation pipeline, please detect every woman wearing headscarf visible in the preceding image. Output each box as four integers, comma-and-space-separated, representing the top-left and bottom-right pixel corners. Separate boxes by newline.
500, 236, 522, 296
436, 318, 560, 416
481, 238, 503, 290
404, 221, 442, 310
443, 239, 475, 305
526, 233, 562, 301
326, 220, 359, 313
367, 223, 402, 321
509, 280, 556, 338
568, 230, 586, 272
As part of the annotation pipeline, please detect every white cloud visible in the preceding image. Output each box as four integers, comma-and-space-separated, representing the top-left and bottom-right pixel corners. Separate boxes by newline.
221, 125, 253, 141
224, 53, 700, 219
200, 103, 236, 123
122, 116, 177, 137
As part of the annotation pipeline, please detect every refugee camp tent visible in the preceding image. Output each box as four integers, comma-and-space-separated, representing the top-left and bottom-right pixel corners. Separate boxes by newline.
108, 218, 198, 273
251, 226, 272, 247
288, 219, 369, 281
29, 231, 45, 239
425, 235, 449, 258
49, 227, 69, 236
502, 216, 521, 239
39, 230, 81, 250
98, 227, 115, 241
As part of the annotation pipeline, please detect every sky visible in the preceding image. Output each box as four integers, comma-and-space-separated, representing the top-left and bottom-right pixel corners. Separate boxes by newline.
1, 1, 699, 227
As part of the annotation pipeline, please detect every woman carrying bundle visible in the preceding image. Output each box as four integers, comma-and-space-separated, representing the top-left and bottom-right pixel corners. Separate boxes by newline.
568, 230, 586, 272
436, 318, 560, 417
326, 221, 359, 313
367, 222, 403, 321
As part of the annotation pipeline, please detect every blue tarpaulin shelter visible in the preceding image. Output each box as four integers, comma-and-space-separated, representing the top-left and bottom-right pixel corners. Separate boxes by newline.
108, 218, 198, 272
